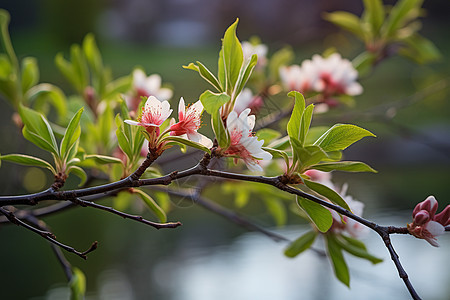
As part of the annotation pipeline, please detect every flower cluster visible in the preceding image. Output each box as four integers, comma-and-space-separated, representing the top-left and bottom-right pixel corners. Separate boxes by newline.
407, 196, 449, 247
280, 53, 362, 103
305, 170, 368, 238
125, 69, 173, 113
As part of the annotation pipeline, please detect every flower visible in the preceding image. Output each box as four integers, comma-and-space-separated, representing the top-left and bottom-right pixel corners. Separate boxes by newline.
407, 196, 449, 247
125, 69, 173, 112
233, 88, 263, 114
169, 97, 212, 148
279, 53, 363, 98
223, 108, 272, 172
242, 41, 268, 68
124, 96, 172, 146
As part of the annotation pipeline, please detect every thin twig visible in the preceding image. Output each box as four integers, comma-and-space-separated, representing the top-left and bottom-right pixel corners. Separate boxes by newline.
0, 207, 97, 260
70, 197, 182, 229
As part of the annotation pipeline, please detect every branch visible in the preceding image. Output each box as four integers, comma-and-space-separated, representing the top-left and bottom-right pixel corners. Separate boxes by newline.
0, 206, 97, 260
70, 197, 182, 229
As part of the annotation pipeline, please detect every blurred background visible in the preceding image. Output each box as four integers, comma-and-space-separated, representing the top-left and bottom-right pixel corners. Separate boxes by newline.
0, 0, 449, 299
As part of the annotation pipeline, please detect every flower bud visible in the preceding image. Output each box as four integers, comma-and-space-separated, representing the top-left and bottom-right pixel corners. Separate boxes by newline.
413, 210, 430, 226
412, 196, 438, 218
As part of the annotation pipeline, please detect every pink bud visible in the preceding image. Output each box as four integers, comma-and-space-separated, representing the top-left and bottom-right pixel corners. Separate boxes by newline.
413, 196, 438, 218
434, 205, 450, 227
413, 210, 430, 226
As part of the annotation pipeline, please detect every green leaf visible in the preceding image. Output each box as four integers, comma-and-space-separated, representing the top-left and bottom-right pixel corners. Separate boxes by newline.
362, 0, 385, 33
310, 161, 377, 173
284, 230, 317, 258
234, 53, 257, 98
164, 136, 211, 154
84, 154, 123, 165
326, 234, 350, 287
300, 104, 314, 145
60, 107, 83, 159
25, 83, 68, 121
70, 267, 86, 300
183, 61, 223, 92
352, 51, 377, 77
262, 147, 289, 169
199, 90, 231, 115
21, 57, 39, 93
336, 235, 383, 264
382, 0, 423, 38
398, 33, 441, 64
256, 128, 281, 146
291, 140, 327, 171
134, 189, 167, 223
222, 18, 243, 93
263, 197, 286, 227
323, 11, 366, 40
0, 154, 56, 174
287, 91, 305, 141
304, 179, 351, 211
116, 124, 132, 160
19, 105, 58, 155
314, 124, 375, 152
297, 196, 333, 233
67, 165, 87, 186
82, 33, 103, 76
0, 9, 19, 72
212, 111, 230, 149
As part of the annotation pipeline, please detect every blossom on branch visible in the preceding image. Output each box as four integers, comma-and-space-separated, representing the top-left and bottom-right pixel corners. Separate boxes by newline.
169, 97, 212, 148
280, 53, 363, 102
125, 69, 173, 112
125, 96, 172, 147
407, 196, 449, 247
223, 108, 272, 172
242, 41, 268, 68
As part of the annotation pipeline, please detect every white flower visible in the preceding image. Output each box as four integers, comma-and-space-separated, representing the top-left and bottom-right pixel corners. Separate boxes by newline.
224, 108, 272, 172
125, 96, 172, 128
125, 69, 173, 111
279, 64, 313, 93
242, 41, 268, 68
233, 88, 263, 114
169, 97, 212, 148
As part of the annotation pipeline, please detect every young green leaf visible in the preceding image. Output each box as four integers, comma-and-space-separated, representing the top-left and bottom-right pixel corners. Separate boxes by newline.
381, 0, 423, 38
60, 107, 83, 159
67, 165, 87, 186
314, 124, 375, 152
297, 196, 333, 233
234, 53, 257, 98
335, 235, 383, 264
184, 61, 223, 92
83, 33, 103, 76
304, 179, 351, 211
326, 234, 350, 287
287, 91, 305, 141
21, 57, 39, 93
222, 18, 243, 93
362, 0, 385, 34
25, 83, 68, 121
256, 128, 281, 146
284, 230, 317, 258
323, 11, 366, 40
262, 147, 289, 169
19, 105, 59, 155
0, 154, 56, 174
212, 111, 230, 149
310, 161, 377, 173
70, 268, 86, 300
199, 90, 231, 115
134, 189, 167, 223
84, 154, 123, 165
164, 136, 211, 154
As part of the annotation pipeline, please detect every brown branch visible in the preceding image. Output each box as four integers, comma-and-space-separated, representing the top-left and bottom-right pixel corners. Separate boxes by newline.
0, 206, 97, 260
70, 197, 182, 229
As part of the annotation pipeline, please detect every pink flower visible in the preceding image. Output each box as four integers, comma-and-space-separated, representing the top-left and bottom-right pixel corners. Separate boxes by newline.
124, 96, 172, 146
233, 88, 263, 115
407, 196, 449, 247
125, 69, 173, 112
169, 97, 212, 148
223, 109, 272, 172
280, 53, 363, 99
